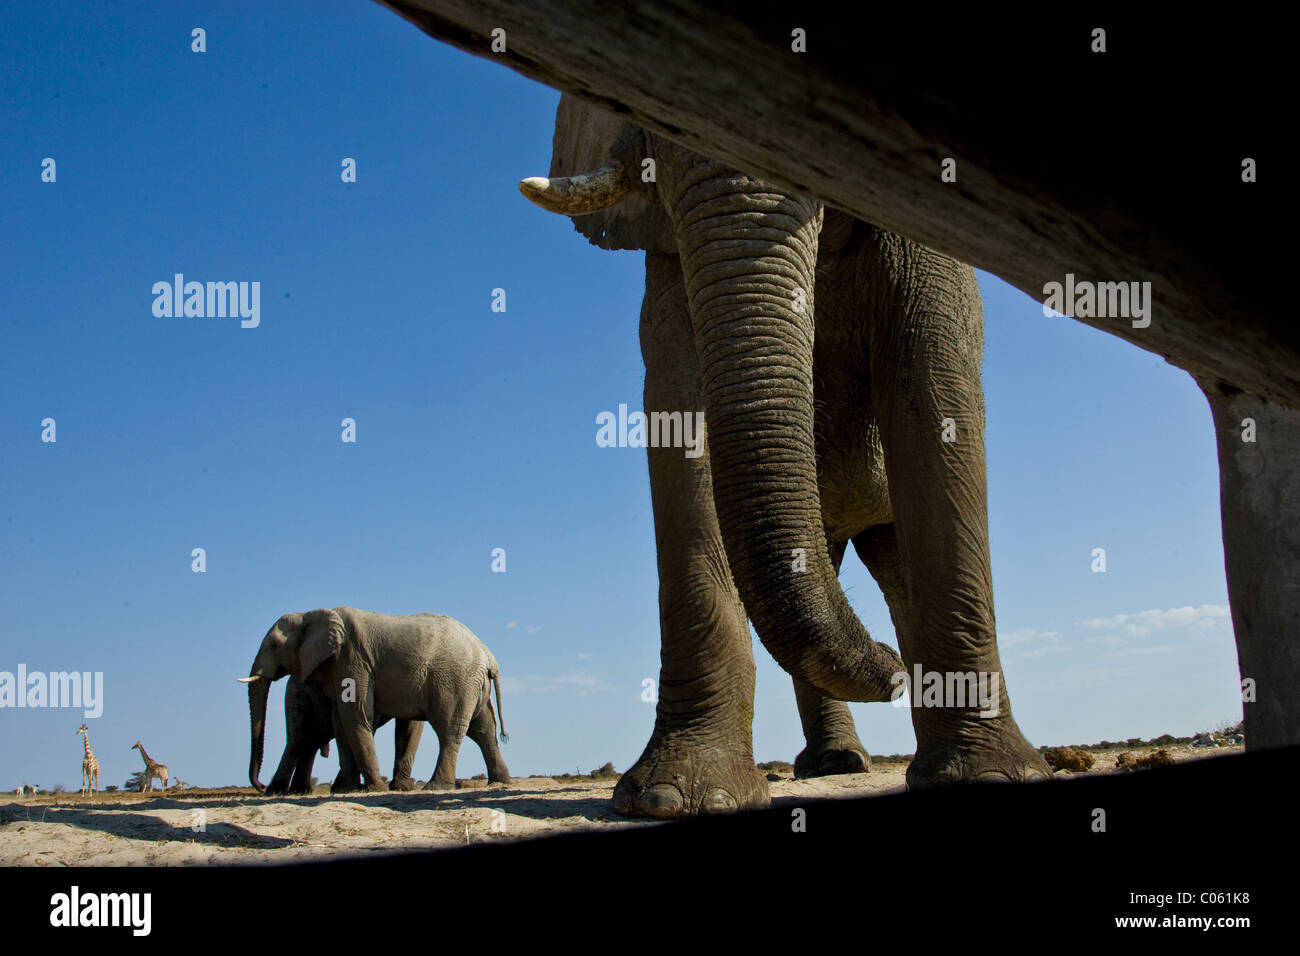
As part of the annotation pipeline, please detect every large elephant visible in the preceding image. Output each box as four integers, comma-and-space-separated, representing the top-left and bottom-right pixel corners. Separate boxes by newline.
519, 95, 1049, 817
383, 3, 1298, 757
251, 674, 425, 795
241, 609, 510, 791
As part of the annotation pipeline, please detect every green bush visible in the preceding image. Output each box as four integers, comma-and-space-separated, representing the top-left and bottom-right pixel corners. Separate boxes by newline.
872, 753, 913, 763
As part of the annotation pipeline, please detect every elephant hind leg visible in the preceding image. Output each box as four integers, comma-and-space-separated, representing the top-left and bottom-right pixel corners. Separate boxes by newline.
467, 700, 511, 784
330, 736, 359, 793
792, 538, 873, 778
852, 524, 913, 665
389, 718, 424, 790
792, 675, 872, 777
424, 723, 463, 791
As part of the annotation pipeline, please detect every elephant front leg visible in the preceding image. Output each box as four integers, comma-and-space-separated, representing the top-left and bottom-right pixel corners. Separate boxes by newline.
389, 719, 424, 791
333, 681, 387, 791
267, 746, 304, 794
286, 746, 318, 794
614, 252, 769, 819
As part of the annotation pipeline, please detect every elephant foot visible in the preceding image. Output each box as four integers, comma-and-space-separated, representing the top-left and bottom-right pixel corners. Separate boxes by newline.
613, 739, 769, 819
905, 716, 1052, 787
424, 777, 456, 791
793, 736, 871, 778
389, 775, 419, 791
361, 779, 389, 792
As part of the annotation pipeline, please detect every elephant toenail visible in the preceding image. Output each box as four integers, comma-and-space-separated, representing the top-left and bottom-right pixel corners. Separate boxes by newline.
975, 770, 1012, 783
613, 788, 634, 816
639, 784, 686, 818
699, 790, 738, 814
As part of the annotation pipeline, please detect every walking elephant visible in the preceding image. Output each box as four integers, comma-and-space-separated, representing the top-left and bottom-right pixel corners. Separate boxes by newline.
241, 608, 510, 791
250, 674, 424, 795
519, 95, 1050, 817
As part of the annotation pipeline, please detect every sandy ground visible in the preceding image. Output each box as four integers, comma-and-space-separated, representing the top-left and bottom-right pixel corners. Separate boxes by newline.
0, 744, 1236, 865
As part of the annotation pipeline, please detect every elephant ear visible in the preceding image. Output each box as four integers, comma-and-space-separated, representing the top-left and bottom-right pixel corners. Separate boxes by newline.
550, 93, 677, 254
298, 609, 344, 678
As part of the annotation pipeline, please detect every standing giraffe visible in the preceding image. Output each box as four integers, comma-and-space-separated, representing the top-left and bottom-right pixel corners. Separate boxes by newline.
131, 742, 169, 791
76, 725, 99, 795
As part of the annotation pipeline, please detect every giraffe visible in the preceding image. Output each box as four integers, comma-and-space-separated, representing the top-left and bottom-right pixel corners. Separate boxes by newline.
76, 724, 99, 795
132, 742, 169, 791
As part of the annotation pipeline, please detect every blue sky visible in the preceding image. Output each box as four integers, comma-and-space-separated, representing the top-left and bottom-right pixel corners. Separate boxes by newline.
0, 1, 1240, 790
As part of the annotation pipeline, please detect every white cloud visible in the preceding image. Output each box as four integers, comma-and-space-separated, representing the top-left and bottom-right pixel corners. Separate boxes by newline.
1103, 643, 1184, 658
1040, 665, 1137, 690
1001, 605, 1229, 660
999, 628, 1065, 658
1018, 644, 1067, 659
576, 652, 594, 660
505, 620, 518, 629
1076, 604, 1230, 639
1084, 634, 1124, 647
999, 628, 1063, 648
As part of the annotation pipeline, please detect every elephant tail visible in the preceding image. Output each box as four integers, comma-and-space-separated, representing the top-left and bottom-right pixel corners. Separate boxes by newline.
491, 669, 508, 744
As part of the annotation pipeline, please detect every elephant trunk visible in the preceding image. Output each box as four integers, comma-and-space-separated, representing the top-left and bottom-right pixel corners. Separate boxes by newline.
672, 173, 903, 701
247, 677, 269, 791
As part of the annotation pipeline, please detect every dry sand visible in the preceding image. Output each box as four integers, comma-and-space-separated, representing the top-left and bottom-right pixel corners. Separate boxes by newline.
0, 743, 1235, 865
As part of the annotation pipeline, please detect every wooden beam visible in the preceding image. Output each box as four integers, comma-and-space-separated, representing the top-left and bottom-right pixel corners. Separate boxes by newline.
378, 3, 1289, 403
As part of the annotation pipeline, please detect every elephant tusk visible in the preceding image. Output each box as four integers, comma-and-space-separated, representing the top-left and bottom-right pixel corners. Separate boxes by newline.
518, 164, 631, 215
237, 676, 262, 683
